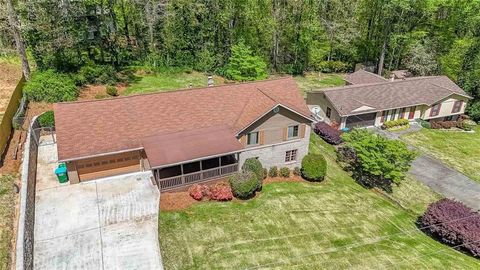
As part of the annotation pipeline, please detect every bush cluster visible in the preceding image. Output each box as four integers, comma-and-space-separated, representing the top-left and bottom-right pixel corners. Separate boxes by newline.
228, 171, 259, 199
242, 158, 264, 186
24, 70, 78, 103
429, 119, 474, 131
188, 183, 233, 201
314, 122, 343, 145
38, 111, 55, 127
316, 61, 349, 73
279, 167, 290, 178
300, 154, 327, 182
418, 119, 432, 129
419, 199, 480, 257
293, 167, 301, 176
268, 166, 278, 177
383, 119, 409, 129
75, 63, 119, 85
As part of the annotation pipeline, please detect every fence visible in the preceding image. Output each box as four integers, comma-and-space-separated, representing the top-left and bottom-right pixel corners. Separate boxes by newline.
0, 75, 25, 159
16, 117, 40, 270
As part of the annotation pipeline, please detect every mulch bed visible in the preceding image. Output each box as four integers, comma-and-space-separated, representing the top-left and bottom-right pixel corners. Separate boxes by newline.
159, 176, 307, 211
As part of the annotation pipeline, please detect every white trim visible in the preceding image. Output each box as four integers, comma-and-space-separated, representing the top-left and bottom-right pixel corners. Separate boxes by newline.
58, 147, 144, 162
240, 138, 303, 152
235, 104, 313, 136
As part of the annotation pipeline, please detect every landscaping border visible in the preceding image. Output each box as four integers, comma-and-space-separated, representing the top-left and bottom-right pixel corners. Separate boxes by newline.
15, 116, 39, 270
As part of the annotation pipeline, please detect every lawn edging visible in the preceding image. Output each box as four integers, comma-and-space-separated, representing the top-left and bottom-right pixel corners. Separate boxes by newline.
15, 116, 39, 270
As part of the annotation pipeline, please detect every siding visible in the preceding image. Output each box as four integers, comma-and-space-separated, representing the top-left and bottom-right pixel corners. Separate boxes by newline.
422, 95, 469, 120
306, 92, 342, 124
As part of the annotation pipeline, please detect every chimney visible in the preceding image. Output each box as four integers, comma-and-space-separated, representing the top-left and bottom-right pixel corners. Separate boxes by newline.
207, 75, 214, 87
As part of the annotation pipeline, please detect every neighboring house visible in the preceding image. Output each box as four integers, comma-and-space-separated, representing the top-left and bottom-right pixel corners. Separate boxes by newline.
54, 77, 313, 191
306, 70, 471, 129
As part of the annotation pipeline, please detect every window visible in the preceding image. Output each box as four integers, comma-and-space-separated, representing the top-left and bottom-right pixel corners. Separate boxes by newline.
326, 107, 332, 118
399, 108, 406, 119
285, 149, 298, 162
452, 100, 463, 113
287, 125, 299, 139
247, 131, 259, 145
430, 103, 441, 117
390, 109, 396, 121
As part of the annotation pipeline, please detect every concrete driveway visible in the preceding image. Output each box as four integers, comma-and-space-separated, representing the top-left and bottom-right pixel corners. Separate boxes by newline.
34, 138, 162, 270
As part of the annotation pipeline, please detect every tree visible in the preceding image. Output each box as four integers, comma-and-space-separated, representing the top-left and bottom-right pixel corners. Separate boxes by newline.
403, 40, 439, 76
338, 129, 417, 192
225, 42, 267, 81
6, 0, 30, 79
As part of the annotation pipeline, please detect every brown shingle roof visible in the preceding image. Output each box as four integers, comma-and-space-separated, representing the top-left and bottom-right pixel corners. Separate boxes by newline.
319, 76, 471, 116
54, 77, 311, 161
344, 70, 387, 85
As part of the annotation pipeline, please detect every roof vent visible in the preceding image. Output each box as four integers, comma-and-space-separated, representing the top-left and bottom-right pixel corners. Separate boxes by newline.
207, 75, 214, 87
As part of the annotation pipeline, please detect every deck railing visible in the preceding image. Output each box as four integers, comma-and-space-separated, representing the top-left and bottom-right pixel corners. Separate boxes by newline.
158, 163, 238, 190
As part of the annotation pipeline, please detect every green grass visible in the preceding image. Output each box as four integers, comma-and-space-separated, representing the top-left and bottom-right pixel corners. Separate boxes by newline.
124, 71, 225, 95
0, 175, 15, 270
402, 126, 480, 183
158, 134, 477, 269
294, 72, 345, 95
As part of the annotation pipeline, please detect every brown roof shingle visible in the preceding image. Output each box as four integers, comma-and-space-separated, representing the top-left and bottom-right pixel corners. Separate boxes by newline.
54, 77, 311, 161
319, 76, 471, 116
344, 70, 387, 85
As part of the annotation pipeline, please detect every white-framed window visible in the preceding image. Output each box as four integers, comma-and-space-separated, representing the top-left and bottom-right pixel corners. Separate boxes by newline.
285, 149, 298, 162
287, 125, 299, 139
247, 131, 259, 145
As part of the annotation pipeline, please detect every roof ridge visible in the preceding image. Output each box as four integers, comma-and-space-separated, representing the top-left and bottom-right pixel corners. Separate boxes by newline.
351, 70, 387, 81
320, 75, 444, 93
55, 76, 294, 105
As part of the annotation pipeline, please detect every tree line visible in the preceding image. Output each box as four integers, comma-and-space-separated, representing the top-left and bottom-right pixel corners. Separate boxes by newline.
1, 0, 480, 119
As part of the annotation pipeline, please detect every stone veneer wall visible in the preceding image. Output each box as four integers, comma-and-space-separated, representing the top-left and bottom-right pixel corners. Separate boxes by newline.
16, 118, 40, 270
239, 126, 311, 169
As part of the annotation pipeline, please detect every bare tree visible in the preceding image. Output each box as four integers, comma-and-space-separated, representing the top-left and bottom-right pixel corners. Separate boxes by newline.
6, 0, 30, 80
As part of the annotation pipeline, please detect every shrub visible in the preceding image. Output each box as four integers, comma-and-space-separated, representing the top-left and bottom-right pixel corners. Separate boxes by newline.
78, 62, 119, 85
24, 70, 78, 102
209, 183, 233, 201
279, 167, 290, 178
383, 119, 409, 129
228, 171, 259, 199
314, 122, 343, 145
225, 42, 268, 81
242, 158, 263, 186
316, 60, 349, 73
38, 111, 55, 127
301, 154, 327, 182
268, 166, 278, 178
293, 167, 301, 176
188, 184, 207, 201
418, 119, 431, 129
106, 85, 118, 96
419, 199, 480, 257
339, 129, 417, 192
458, 119, 476, 131
262, 168, 268, 179
430, 120, 458, 129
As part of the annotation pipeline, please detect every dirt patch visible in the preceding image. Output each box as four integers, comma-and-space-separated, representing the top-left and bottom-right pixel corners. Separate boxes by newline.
78, 83, 128, 101
264, 175, 305, 184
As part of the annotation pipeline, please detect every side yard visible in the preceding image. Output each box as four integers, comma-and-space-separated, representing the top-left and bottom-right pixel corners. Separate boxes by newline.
402, 126, 480, 183
158, 134, 477, 269
0, 175, 15, 270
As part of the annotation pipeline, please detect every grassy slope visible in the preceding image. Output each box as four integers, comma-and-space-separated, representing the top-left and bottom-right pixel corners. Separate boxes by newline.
294, 72, 345, 95
402, 126, 480, 183
0, 175, 15, 270
124, 71, 225, 95
158, 134, 476, 269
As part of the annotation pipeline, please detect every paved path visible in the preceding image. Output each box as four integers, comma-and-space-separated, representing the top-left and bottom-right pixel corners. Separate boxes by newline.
34, 138, 163, 270
372, 124, 480, 211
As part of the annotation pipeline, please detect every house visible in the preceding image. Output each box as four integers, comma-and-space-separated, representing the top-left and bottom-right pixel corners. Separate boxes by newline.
54, 77, 313, 190
306, 70, 471, 129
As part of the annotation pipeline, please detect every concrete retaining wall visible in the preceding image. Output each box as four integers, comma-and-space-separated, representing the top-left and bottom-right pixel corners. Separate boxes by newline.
16, 117, 40, 270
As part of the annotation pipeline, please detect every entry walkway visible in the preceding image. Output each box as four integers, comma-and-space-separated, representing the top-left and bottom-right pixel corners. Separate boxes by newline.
34, 137, 163, 269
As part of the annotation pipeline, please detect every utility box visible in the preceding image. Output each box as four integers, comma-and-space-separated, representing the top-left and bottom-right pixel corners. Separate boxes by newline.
55, 163, 69, 183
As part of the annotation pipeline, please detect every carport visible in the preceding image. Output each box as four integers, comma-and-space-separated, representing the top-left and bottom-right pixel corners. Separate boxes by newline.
345, 112, 377, 129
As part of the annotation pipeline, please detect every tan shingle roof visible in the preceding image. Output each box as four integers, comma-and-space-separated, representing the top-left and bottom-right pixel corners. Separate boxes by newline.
54, 77, 312, 161
344, 70, 387, 85
319, 76, 471, 116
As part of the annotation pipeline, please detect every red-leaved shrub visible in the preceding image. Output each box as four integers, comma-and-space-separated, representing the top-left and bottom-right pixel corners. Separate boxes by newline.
419, 199, 480, 257
188, 184, 210, 201
430, 120, 460, 129
314, 122, 343, 145
210, 183, 233, 201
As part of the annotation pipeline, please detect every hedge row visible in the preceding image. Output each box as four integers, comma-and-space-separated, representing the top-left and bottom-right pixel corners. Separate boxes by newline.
419, 199, 480, 257
383, 119, 409, 129
314, 122, 342, 145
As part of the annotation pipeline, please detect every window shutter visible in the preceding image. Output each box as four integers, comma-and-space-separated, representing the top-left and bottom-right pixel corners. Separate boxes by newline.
259, 131, 265, 145
239, 135, 246, 146
282, 127, 287, 141
299, 124, 306, 138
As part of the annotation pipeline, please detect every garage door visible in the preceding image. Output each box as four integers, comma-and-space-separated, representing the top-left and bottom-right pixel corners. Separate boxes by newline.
76, 151, 141, 181
346, 112, 377, 129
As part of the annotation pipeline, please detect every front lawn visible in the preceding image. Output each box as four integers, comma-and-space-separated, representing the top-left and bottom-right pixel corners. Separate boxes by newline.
158, 134, 477, 269
402, 126, 480, 183
124, 71, 225, 95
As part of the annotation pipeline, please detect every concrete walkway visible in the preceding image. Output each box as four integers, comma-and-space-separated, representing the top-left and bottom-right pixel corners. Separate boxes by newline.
372, 125, 480, 210
34, 137, 163, 270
